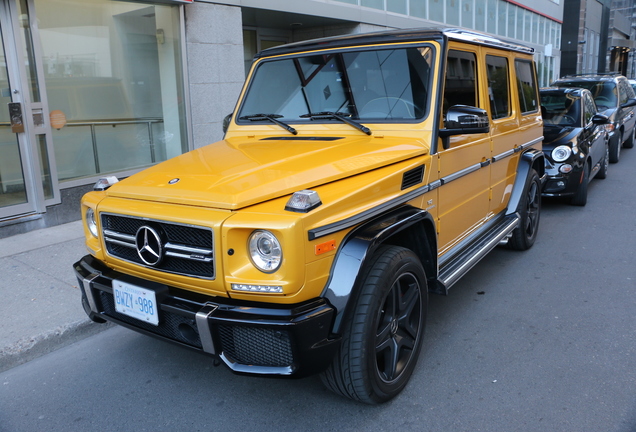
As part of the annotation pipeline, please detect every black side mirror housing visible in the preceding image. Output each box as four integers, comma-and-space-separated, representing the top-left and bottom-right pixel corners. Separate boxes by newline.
439, 105, 490, 149
620, 98, 636, 109
591, 113, 609, 125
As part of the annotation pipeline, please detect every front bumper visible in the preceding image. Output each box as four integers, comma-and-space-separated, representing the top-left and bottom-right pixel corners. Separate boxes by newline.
74, 255, 340, 378
542, 160, 581, 197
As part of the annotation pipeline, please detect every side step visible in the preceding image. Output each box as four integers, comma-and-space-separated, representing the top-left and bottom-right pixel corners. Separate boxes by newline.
437, 214, 519, 294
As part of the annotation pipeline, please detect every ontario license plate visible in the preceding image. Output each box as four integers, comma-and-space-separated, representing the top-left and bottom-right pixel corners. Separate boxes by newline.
113, 280, 159, 326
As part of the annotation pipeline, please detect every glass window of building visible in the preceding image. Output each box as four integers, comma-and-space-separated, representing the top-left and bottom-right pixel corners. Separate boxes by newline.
430, 0, 444, 22
387, 0, 407, 15
33, 0, 188, 182
497, 1, 507, 37
487, 0, 497, 34
447, 0, 460, 26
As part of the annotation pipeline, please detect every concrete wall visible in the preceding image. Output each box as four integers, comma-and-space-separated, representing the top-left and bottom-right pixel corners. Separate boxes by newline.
185, 3, 245, 148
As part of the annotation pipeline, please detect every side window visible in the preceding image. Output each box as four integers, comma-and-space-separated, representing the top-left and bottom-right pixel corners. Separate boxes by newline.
583, 94, 595, 125
486, 55, 510, 119
618, 80, 631, 105
444, 50, 478, 114
514, 59, 539, 114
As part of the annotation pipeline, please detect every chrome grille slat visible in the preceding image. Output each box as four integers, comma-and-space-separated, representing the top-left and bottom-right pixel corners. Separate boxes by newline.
101, 213, 215, 280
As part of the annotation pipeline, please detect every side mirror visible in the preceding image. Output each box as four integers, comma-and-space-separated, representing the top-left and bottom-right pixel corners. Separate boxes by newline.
439, 105, 490, 149
591, 113, 609, 125
620, 98, 636, 109
222, 113, 233, 134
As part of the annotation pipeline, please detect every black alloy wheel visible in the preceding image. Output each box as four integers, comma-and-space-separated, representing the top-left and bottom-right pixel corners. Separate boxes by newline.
508, 169, 541, 251
320, 245, 427, 404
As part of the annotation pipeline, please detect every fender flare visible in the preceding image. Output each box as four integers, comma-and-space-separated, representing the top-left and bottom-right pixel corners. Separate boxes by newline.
320, 205, 436, 335
506, 148, 545, 216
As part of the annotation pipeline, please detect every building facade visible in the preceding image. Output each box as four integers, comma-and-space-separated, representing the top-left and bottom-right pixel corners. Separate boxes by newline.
560, 0, 636, 76
0, 0, 563, 237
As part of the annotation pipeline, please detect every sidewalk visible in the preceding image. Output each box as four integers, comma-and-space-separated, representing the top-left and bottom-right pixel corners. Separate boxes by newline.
0, 220, 111, 373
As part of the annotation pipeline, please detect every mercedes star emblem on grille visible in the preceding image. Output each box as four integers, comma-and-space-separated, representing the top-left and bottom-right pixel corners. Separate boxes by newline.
135, 226, 163, 266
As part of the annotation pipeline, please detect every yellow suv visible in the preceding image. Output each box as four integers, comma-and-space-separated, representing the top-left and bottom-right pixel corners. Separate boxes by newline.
74, 28, 544, 404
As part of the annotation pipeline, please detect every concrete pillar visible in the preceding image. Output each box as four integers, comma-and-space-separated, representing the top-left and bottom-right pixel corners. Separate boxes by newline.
185, 3, 244, 148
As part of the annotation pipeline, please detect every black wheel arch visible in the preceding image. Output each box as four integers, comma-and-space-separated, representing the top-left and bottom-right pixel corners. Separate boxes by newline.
320, 205, 437, 335
506, 148, 545, 216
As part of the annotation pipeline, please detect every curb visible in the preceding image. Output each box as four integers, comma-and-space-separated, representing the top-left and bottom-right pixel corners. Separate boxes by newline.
0, 319, 113, 373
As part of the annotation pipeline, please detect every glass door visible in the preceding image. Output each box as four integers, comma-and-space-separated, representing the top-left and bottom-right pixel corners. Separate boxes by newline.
0, 4, 36, 218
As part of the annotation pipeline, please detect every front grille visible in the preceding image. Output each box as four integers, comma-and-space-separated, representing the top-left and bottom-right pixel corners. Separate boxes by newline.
101, 214, 215, 279
99, 290, 203, 348
218, 325, 293, 367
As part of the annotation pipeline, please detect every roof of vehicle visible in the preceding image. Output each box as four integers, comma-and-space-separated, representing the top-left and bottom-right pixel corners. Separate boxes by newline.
540, 87, 586, 97
553, 73, 627, 84
255, 27, 534, 59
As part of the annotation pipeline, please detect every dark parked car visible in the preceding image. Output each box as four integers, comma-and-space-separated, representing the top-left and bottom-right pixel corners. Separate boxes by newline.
552, 73, 636, 163
540, 87, 609, 206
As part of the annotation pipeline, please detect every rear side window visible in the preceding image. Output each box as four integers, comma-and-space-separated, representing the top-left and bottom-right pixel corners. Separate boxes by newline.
486, 55, 510, 119
444, 50, 477, 114
514, 60, 538, 114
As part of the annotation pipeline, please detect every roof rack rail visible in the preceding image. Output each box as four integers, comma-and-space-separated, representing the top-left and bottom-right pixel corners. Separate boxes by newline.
561, 72, 623, 78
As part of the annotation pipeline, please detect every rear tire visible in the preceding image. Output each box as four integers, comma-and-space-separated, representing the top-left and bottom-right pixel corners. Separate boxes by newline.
320, 246, 427, 404
507, 169, 541, 251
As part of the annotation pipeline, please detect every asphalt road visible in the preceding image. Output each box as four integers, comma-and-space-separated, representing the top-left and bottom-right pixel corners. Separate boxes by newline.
2, 149, 635, 432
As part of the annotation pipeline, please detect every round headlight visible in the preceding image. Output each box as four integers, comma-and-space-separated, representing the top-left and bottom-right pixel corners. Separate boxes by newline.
552, 145, 572, 162
86, 207, 98, 238
248, 230, 282, 273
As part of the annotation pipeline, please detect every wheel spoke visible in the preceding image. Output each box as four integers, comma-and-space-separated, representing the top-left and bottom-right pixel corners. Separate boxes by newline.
375, 272, 422, 382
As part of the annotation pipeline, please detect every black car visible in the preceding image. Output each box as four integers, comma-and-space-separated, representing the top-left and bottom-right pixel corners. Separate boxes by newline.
552, 73, 636, 163
540, 87, 609, 206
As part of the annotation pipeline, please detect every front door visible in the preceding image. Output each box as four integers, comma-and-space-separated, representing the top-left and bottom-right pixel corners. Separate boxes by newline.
0, 2, 36, 218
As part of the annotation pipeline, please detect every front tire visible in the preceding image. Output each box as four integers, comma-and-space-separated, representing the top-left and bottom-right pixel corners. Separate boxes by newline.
320, 246, 427, 404
507, 169, 541, 251
569, 163, 589, 206
596, 143, 609, 180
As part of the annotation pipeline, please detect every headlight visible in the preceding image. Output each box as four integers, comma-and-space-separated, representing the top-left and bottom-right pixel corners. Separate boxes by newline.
86, 207, 98, 238
552, 145, 572, 162
248, 230, 282, 273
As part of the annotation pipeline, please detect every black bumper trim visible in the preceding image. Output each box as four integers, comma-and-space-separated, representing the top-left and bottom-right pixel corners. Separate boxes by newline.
74, 255, 340, 378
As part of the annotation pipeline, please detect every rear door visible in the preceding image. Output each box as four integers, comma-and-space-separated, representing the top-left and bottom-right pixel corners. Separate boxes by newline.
436, 46, 490, 255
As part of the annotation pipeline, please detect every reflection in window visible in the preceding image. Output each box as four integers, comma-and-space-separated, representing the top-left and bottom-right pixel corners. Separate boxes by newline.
515, 60, 538, 114
34, 0, 187, 181
444, 50, 477, 114
238, 46, 433, 122
486, 55, 510, 119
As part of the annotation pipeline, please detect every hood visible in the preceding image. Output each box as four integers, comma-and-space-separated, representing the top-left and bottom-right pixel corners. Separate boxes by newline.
542, 125, 580, 149
105, 135, 428, 209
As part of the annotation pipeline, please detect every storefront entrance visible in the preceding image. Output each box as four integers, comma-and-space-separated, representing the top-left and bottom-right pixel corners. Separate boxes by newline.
1, 0, 188, 228
0, 0, 47, 220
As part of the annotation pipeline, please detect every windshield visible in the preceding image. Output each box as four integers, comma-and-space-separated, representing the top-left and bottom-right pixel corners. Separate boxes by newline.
556, 81, 617, 110
541, 92, 581, 127
238, 46, 434, 122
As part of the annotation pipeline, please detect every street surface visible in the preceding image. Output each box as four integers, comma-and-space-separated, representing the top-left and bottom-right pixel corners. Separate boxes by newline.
2, 148, 636, 432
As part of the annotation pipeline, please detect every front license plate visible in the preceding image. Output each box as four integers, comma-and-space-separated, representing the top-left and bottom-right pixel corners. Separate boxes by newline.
113, 280, 159, 326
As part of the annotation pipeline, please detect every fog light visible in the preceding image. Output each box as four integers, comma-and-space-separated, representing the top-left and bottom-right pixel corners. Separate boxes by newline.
231, 284, 283, 293
559, 164, 573, 174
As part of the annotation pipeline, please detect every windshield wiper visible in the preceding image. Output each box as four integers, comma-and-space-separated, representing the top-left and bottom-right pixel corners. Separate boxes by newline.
300, 112, 372, 135
238, 113, 297, 135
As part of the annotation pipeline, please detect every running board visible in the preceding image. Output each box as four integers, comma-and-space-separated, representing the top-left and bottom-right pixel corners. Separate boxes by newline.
437, 215, 519, 294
